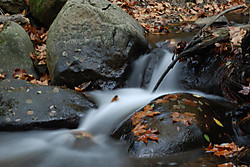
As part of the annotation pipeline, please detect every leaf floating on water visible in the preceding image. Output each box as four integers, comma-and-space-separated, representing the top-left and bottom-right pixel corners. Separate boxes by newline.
111, 95, 119, 102
204, 134, 210, 143
213, 118, 224, 127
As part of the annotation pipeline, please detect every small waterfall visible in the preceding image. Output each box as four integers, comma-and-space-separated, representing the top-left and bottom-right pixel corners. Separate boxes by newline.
79, 48, 182, 135
78, 88, 157, 134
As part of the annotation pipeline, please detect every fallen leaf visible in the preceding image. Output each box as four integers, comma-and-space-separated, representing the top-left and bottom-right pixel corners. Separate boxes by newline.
75, 81, 92, 92
204, 134, 210, 143
218, 162, 234, 167
111, 95, 119, 102
204, 142, 244, 158
52, 87, 60, 93
238, 78, 250, 95
0, 72, 5, 81
171, 112, 196, 126
182, 98, 197, 106
132, 122, 147, 136
26, 99, 32, 104
228, 26, 247, 46
27, 110, 34, 115
138, 128, 159, 144
213, 118, 224, 127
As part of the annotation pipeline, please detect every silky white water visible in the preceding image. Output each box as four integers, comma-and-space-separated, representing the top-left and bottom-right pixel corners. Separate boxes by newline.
0, 49, 178, 167
0, 49, 224, 167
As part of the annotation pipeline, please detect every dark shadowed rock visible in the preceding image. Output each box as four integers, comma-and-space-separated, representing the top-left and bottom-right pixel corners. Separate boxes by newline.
47, 0, 148, 90
0, 21, 37, 79
178, 25, 250, 99
0, 79, 96, 131
0, 0, 27, 14
29, 0, 67, 27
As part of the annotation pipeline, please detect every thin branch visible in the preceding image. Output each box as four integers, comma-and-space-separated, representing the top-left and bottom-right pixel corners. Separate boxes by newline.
151, 5, 247, 93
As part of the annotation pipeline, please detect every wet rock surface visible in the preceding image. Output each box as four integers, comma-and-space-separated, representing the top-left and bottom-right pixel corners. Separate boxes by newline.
178, 25, 250, 98
0, 79, 96, 131
0, 21, 37, 79
47, 0, 148, 90
113, 93, 236, 158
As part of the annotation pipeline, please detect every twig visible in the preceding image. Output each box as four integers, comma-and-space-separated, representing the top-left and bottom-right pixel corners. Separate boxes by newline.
152, 5, 247, 93
185, 5, 246, 50
0, 8, 4, 15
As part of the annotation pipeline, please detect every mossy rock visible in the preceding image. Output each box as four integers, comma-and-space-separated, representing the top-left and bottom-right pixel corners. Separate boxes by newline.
0, 21, 37, 79
29, 0, 67, 27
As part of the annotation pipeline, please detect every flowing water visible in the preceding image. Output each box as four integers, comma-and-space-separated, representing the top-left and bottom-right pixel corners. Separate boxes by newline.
0, 34, 228, 167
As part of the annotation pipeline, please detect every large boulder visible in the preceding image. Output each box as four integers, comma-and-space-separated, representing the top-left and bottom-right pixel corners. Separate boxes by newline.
0, 0, 27, 14
112, 93, 236, 158
0, 79, 96, 131
0, 21, 37, 79
47, 0, 148, 90
29, 0, 67, 27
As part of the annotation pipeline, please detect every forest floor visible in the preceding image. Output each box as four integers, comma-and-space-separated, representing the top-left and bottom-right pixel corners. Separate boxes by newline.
108, 0, 249, 34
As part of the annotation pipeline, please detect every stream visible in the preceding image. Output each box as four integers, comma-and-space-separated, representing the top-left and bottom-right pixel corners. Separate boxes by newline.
0, 32, 239, 167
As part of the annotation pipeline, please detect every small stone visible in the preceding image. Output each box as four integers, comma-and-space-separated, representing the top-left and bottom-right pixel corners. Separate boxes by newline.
6, 118, 11, 122
37, 91, 42, 94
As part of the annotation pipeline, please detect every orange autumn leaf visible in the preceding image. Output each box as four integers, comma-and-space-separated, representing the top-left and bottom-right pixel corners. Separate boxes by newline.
154, 94, 181, 104
111, 95, 119, 102
131, 104, 160, 125
131, 110, 147, 125
132, 122, 147, 136
0, 72, 5, 81
138, 128, 159, 144
182, 98, 197, 107
204, 142, 244, 158
171, 112, 196, 126
147, 111, 161, 117
74, 81, 92, 92
218, 162, 234, 167
13, 68, 50, 86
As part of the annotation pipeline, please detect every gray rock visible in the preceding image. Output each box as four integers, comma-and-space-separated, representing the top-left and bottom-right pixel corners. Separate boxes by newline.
194, 16, 229, 27
29, 0, 67, 27
0, 0, 27, 14
0, 79, 96, 130
0, 21, 37, 79
47, 0, 148, 90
